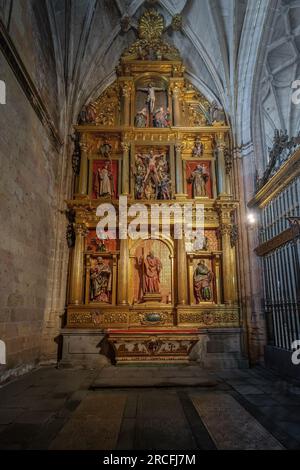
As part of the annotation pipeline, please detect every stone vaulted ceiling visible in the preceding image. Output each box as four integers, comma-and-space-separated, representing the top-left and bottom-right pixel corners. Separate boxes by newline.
48, 0, 251, 128
256, 0, 300, 160
2, 0, 300, 167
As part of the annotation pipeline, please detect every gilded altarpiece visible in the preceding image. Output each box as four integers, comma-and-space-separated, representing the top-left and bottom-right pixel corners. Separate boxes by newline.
65, 10, 240, 363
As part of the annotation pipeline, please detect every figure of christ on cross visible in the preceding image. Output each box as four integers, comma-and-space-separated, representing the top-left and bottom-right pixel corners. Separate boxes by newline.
137, 83, 165, 114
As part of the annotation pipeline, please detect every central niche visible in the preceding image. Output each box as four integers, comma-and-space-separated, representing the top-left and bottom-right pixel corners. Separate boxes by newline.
131, 239, 173, 305
133, 145, 172, 200
135, 76, 170, 128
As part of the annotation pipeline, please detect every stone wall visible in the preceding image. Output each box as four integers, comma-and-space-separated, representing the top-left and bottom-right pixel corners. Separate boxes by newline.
0, 49, 62, 379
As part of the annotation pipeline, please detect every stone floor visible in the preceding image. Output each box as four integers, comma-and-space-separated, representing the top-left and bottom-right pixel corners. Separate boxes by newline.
0, 365, 300, 450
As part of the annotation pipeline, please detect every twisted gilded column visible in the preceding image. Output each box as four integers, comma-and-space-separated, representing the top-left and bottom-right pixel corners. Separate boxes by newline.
118, 239, 129, 305
69, 223, 87, 305
176, 238, 188, 305
215, 132, 227, 196
121, 142, 130, 195
78, 134, 88, 196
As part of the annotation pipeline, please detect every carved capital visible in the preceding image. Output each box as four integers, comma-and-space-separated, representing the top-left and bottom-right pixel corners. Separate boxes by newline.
79, 141, 88, 153
217, 223, 238, 247
175, 142, 185, 153
74, 223, 88, 237
217, 223, 231, 238
121, 142, 130, 153
170, 82, 183, 97
215, 132, 226, 150
121, 83, 132, 98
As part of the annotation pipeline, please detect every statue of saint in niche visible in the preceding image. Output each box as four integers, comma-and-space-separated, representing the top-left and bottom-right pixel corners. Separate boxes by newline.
193, 260, 214, 303
94, 162, 114, 197
137, 150, 164, 198
138, 251, 162, 295
90, 257, 112, 303
188, 164, 209, 197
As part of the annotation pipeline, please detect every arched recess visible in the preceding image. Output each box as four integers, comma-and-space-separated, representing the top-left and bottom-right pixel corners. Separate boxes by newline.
129, 235, 174, 306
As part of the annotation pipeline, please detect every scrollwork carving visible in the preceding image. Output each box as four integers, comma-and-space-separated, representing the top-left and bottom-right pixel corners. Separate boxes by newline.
66, 209, 76, 248
122, 10, 180, 61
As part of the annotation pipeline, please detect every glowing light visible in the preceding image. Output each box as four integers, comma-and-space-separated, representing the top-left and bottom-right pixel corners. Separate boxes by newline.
247, 212, 256, 225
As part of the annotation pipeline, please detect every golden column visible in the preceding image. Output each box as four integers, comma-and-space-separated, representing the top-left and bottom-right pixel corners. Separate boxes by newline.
78, 134, 88, 196
175, 142, 185, 197
121, 142, 130, 195
217, 206, 238, 304
121, 82, 132, 127
171, 81, 183, 126
176, 238, 188, 305
215, 132, 227, 196
69, 223, 87, 305
118, 239, 129, 305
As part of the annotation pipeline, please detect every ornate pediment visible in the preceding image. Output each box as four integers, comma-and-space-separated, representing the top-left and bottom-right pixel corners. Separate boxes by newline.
122, 9, 180, 61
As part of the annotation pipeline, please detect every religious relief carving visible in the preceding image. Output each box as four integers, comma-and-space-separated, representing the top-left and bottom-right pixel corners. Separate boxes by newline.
90, 257, 112, 303
133, 147, 171, 200
193, 260, 214, 303
100, 142, 112, 159
78, 83, 120, 127
188, 104, 207, 126
86, 230, 117, 253
121, 9, 180, 61
179, 309, 240, 326
102, 312, 128, 324
192, 137, 204, 157
78, 102, 97, 124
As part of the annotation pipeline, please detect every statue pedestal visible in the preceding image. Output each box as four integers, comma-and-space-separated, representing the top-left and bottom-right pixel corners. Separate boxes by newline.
142, 293, 162, 303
